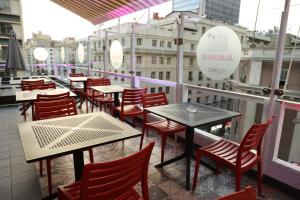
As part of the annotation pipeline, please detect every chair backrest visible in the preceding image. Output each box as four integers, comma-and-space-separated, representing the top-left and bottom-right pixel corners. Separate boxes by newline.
69, 73, 84, 77
121, 88, 146, 107
21, 79, 44, 91
29, 82, 56, 90
237, 117, 274, 162
34, 98, 77, 120
141, 92, 168, 108
80, 142, 155, 200
37, 92, 70, 102
217, 186, 256, 200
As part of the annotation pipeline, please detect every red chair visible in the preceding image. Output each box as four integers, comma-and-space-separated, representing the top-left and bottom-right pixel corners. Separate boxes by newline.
58, 142, 155, 200
91, 78, 114, 113
113, 88, 146, 125
81, 78, 106, 113
34, 99, 94, 195
192, 117, 274, 194
29, 82, 56, 90
217, 186, 256, 200
140, 92, 186, 163
37, 92, 70, 101
20, 79, 45, 121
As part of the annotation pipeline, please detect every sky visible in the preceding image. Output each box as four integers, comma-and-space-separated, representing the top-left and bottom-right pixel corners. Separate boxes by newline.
21, 0, 300, 40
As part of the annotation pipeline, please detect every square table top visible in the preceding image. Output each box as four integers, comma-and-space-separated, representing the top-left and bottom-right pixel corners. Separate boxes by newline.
16, 88, 76, 102
19, 112, 141, 162
91, 85, 131, 94
144, 102, 241, 127
67, 77, 99, 82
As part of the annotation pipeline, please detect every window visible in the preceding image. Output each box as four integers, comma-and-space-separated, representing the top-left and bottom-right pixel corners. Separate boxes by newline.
165, 87, 170, 94
98, 41, 101, 48
160, 41, 165, 47
188, 71, 193, 81
122, 38, 125, 46
197, 97, 201, 103
158, 87, 163, 92
159, 72, 163, 80
214, 95, 217, 103
206, 96, 209, 103
151, 56, 157, 64
202, 27, 206, 34
136, 71, 141, 76
150, 88, 155, 93
159, 57, 164, 64
230, 74, 234, 79
151, 72, 156, 79
215, 83, 218, 89
198, 72, 203, 80
188, 90, 192, 95
136, 56, 142, 64
207, 83, 210, 88
114, 70, 118, 80
241, 35, 244, 43
109, 40, 112, 46
167, 41, 172, 48
166, 71, 170, 80
190, 44, 195, 51
189, 58, 194, 66
152, 40, 157, 47
167, 57, 171, 65
137, 38, 142, 46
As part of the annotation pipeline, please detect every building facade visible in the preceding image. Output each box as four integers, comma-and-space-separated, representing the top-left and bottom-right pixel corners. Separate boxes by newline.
172, 0, 241, 24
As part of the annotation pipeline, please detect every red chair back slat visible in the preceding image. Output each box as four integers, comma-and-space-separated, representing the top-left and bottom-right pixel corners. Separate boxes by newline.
37, 92, 70, 102
34, 98, 77, 120
217, 186, 256, 200
142, 92, 168, 108
21, 79, 44, 91
237, 117, 274, 165
121, 88, 146, 106
29, 82, 56, 90
80, 142, 155, 200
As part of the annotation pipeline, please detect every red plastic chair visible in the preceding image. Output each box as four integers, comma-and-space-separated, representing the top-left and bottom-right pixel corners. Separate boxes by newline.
37, 92, 70, 101
58, 142, 155, 200
192, 117, 274, 194
29, 82, 56, 90
217, 186, 256, 200
113, 88, 146, 125
34, 99, 94, 195
20, 79, 45, 121
140, 92, 186, 163
81, 78, 106, 113
91, 78, 114, 113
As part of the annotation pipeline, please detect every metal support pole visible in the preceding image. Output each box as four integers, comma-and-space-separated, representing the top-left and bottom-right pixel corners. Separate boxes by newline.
268, 0, 291, 117
175, 12, 184, 103
130, 23, 136, 87
87, 37, 91, 76
104, 31, 109, 78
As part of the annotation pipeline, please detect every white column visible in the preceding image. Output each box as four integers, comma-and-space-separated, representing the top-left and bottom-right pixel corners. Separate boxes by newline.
248, 61, 262, 85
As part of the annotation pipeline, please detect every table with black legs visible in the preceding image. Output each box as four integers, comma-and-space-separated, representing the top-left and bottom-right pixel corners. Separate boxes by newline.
144, 102, 241, 190
18, 112, 141, 199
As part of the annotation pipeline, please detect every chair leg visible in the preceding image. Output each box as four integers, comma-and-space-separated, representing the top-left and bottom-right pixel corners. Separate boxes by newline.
257, 161, 263, 195
192, 150, 202, 191
235, 171, 241, 192
39, 160, 43, 176
86, 98, 89, 113
91, 100, 94, 112
140, 126, 147, 150
88, 148, 94, 163
46, 159, 52, 195
161, 135, 167, 164
215, 161, 221, 175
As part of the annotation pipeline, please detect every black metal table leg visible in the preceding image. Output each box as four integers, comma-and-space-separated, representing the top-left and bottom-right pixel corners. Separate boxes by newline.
73, 150, 84, 181
113, 92, 120, 107
185, 126, 194, 190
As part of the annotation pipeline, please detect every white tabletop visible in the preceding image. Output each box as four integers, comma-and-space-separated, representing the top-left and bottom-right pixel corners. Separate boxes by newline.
18, 112, 141, 162
67, 77, 99, 82
91, 85, 131, 94
16, 88, 76, 101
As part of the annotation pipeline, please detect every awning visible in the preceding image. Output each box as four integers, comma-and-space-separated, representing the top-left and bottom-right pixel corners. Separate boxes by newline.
51, 0, 170, 25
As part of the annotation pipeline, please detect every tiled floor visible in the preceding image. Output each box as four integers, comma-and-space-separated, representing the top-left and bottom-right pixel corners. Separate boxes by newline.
0, 105, 298, 200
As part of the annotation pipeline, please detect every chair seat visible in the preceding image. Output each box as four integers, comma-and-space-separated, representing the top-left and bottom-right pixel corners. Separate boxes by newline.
146, 119, 186, 134
199, 139, 257, 169
114, 105, 143, 116
58, 179, 143, 200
